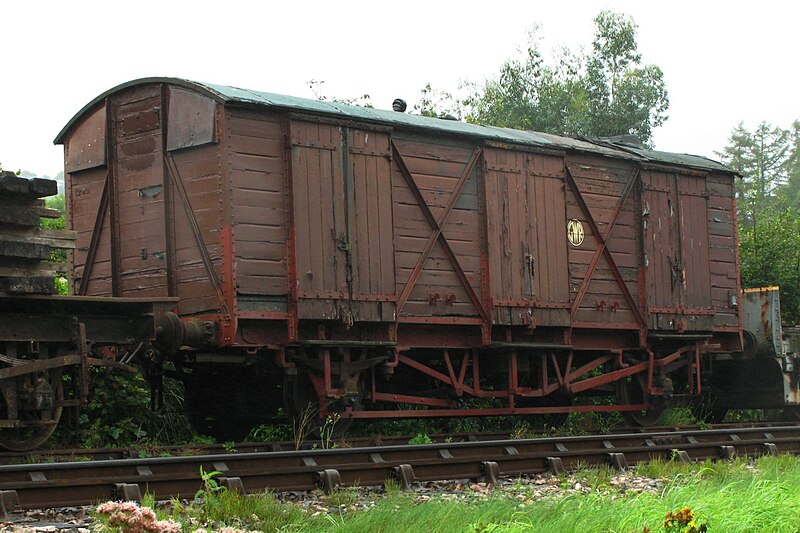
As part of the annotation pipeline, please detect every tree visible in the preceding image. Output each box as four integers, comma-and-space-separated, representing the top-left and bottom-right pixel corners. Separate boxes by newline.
461, 11, 669, 144
718, 120, 800, 321
781, 120, 800, 208
718, 122, 790, 224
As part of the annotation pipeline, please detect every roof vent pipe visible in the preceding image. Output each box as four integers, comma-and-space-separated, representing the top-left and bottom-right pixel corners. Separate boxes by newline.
392, 98, 407, 112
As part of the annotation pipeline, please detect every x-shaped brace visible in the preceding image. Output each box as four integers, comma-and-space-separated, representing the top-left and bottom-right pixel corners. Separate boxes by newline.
392, 142, 489, 323
566, 166, 645, 326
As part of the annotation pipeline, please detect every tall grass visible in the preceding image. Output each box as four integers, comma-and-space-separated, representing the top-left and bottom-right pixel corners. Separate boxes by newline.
318, 456, 800, 532
102, 455, 800, 532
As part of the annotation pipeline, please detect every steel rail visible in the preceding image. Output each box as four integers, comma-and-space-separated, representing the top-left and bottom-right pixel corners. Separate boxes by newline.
1, 425, 799, 513
3, 422, 793, 466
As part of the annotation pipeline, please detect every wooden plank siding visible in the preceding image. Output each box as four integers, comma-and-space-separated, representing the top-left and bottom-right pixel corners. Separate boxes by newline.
642, 169, 718, 331
112, 86, 169, 299
289, 121, 395, 322
68, 165, 111, 296
169, 143, 225, 316
707, 174, 739, 328
61, 80, 743, 349
226, 109, 288, 311
391, 137, 482, 318
566, 158, 641, 326
484, 148, 570, 326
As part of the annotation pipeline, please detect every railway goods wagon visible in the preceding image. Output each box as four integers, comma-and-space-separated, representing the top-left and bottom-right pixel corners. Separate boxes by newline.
56, 78, 787, 438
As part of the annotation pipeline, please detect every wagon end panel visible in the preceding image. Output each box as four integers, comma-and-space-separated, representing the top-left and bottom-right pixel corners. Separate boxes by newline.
109, 85, 171, 299
484, 148, 570, 327
64, 103, 111, 296
289, 120, 395, 323
706, 173, 740, 331
391, 137, 486, 322
226, 108, 288, 316
565, 159, 644, 330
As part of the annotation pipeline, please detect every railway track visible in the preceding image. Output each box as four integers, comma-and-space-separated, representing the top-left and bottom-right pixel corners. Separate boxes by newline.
1, 424, 799, 513
2, 421, 793, 466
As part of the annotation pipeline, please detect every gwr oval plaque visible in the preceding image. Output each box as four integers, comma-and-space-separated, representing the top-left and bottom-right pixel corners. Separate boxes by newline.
567, 219, 585, 246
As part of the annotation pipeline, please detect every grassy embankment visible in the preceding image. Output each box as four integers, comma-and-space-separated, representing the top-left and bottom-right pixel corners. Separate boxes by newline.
95, 454, 800, 532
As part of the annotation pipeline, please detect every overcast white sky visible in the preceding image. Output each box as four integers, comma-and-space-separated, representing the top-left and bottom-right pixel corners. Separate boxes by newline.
3, 1, 798, 177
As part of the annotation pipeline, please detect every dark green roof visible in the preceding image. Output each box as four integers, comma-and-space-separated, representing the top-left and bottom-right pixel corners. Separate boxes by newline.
55, 77, 733, 174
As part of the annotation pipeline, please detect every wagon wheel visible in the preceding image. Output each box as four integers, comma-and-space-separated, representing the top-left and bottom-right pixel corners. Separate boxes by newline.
283, 371, 360, 441
0, 374, 64, 451
615, 375, 665, 427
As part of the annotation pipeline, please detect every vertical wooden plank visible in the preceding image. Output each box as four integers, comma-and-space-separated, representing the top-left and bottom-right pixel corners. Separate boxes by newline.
332, 127, 348, 294
377, 135, 395, 296
354, 151, 370, 294
366, 149, 381, 292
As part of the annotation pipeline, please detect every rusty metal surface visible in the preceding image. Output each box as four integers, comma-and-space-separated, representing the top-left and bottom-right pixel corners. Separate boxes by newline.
3, 425, 800, 509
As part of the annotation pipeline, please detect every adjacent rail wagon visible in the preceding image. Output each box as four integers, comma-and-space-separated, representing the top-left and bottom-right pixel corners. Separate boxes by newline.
54, 78, 798, 439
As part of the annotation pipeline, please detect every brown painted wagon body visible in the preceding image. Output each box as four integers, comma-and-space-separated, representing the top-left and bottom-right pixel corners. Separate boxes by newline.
56, 78, 768, 437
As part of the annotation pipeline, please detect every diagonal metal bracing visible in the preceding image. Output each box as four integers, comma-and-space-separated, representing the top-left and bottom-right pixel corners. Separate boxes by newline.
566, 167, 645, 326
165, 154, 230, 316
78, 176, 109, 296
392, 143, 488, 322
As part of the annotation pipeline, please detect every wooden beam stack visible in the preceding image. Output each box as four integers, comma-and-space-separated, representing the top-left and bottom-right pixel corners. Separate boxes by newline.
0, 171, 76, 294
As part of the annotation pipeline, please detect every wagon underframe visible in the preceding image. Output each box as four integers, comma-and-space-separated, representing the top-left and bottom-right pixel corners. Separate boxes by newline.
277, 340, 714, 420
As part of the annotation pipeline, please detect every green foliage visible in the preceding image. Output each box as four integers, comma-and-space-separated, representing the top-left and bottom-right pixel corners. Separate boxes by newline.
414, 82, 466, 119
718, 119, 800, 321
76, 369, 150, 447
458, 11, 668, 144
407, 433, 431, 445
40, 194, 68, 293
188, 434, 216, 446
68, 370, 194, 448
89, 454, 800, 532
308, 79, 373, 107
320, 413, 341, 449
195, 466, 224, 500
247, 422, 292, 442
168, 485, 310, 532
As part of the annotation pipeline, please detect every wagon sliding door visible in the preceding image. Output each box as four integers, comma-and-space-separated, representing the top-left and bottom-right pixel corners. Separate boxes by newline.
290, 121, 395, 323
643, 170, 713, 331
484, 148, 570, 327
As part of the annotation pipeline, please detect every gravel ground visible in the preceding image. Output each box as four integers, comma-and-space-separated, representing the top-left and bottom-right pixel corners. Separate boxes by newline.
0, 470, 665, 532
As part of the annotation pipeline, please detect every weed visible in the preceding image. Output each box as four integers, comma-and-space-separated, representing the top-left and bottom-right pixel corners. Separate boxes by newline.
657, 407, 696, 426
189, 434, 216, 446
320, 413, 341, 449
408, 433, 432, 445
222, 441, 237, 453
247, 423, 292, 442
195, 466, 224, 500
383, 478, 401, 497
292, 402, 318, 450
325, 485, 361, 508
575, 463, 615, 489
661, 505, 706, 532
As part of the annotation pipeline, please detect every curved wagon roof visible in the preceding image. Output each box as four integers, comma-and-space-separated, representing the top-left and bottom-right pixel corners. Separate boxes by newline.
55, 77, 732, 174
